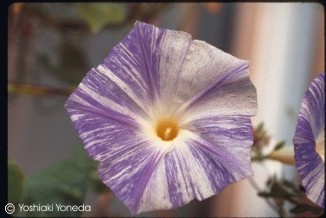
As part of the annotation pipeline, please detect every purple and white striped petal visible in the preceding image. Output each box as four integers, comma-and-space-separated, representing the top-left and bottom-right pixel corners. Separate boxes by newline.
179, 61, 257, 123
65, 65, 150, 125
171, 41, 257, 118
103, 21, 166, 107
293, 72, 325, 208
137, 137, 238, 213
65, 21, 258, 214
186, 115, 254, 174
97, 140, 164, 214
97, 124, 252, 214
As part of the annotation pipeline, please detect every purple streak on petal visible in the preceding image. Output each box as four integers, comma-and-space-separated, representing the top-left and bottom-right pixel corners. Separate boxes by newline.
91, 66, 149, 118
164, 151, 188, 208
178, 62, 249, 113
66, 82, 141, 129
294, 72, 325, 208
166, 40, 253, 114
131, 115, 254, 213
104, 21, 166, 102
98, 144, 164, 214
65, 65, 152, 126
170, 41, 193, 100
160, 121, 253, 210
180, 69, 257, 121
187, 142, 237, 193
164, 143, 238, 206
187, 115, 254, 173
133, 152, 165, 214
162, 147, 213, 208
135, 22, 162, 100
188, 115, 254, 147
66, 99, 139, 129
65, 107, 145, 161
154, 114, 253, 211
156, 30, 193, 110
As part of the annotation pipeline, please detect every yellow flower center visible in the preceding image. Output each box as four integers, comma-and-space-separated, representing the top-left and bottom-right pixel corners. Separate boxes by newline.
156, 119, 179, 141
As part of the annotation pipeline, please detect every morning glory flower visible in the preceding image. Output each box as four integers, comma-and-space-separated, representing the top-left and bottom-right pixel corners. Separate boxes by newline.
65, 21, 257, 214
293, 72, 325, 208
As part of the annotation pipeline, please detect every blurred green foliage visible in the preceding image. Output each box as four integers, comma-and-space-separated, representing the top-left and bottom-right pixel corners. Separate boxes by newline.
9, 3, 170, 89
252, 122, 285, 162
8, 157, 25, 205
258, 176, 324, 217
8, 145, 107, 217
76, 3, 126, 33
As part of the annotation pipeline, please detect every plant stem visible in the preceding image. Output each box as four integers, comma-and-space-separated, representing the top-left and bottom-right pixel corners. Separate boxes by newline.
8, 82, 74, 97
247, 176, 282, 216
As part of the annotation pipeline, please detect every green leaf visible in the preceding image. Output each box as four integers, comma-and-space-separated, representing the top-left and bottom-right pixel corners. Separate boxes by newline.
270, 182, 292, 199
273, 141, 285, 151
19, 160, 88, 217
281, 179, 301, 196
282, 179, 295, 188
76, 3, 126, 33
258, 192, 272, 198
18, 144, 102, 217
8, 157, 25, 205
259, 180, 292, 200
88, 171, 109, 194
266, 177, 272, 186
71, 145, 109, 194
255, 122, 264, 133
71, 143, 97, 171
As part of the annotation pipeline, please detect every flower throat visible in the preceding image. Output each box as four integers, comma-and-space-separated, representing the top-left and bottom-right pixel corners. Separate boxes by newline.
156, 119, 179, 141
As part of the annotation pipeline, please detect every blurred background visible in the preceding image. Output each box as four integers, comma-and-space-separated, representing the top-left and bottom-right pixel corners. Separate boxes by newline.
8, 3, 324, 217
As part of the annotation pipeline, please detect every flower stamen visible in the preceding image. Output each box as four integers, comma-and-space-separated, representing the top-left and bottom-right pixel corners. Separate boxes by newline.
156, 119, 179, 141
